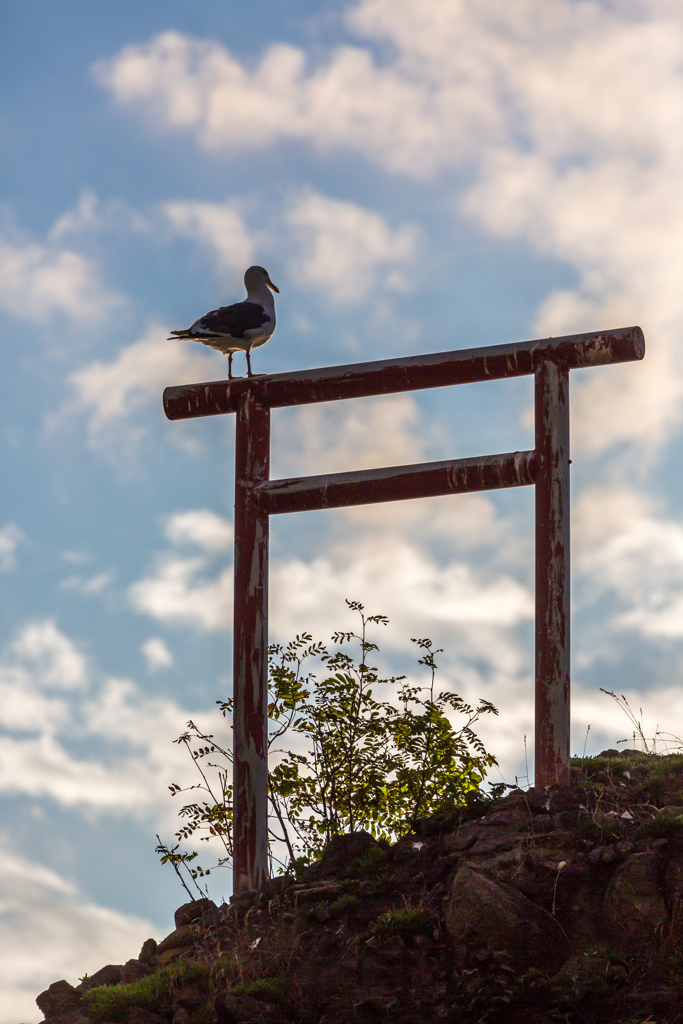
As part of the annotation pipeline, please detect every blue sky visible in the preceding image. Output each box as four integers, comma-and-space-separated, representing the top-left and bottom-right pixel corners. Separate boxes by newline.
4, 0, 683, 1017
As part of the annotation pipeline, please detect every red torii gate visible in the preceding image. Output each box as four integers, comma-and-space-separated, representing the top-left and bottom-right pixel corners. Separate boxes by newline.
163, 324, 645, 893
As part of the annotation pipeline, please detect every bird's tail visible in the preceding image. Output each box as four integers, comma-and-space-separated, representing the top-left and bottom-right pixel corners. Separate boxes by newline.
167, 329, 192, 340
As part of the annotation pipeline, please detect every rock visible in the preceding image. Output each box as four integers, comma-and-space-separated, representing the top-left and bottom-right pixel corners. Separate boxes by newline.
36, 980, 82, 1015
290, 881, 342, 904
391, 836, 428, 861
547, 790, 582, 814
444, 865, 568, 969
139, 937, 158, 961
530, 814, 556, 833
308, 831, 380, 877
476, 809, 528, 829
76, 963, 123, 992
120, 958, 151, 982
588, 844, 618, 867
605, 851, 668, 945
468, 827, 522, 856
174, 897, 218, 928
442, 823, 479, 852
664, 852, 683, 913
520, 788, 553, 814
214, 993, 238, 1024
157, 923, 197, 953
36, 980, 90, 1024
128, 1010, 167, 1024
553, 952, 612, 999
175, 986, 206, 1009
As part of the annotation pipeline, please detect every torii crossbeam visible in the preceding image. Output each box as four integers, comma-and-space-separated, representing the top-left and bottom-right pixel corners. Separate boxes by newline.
163, 325, 645, 893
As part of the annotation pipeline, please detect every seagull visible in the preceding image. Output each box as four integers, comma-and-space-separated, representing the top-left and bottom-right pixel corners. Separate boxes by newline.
168, 266, 279, 378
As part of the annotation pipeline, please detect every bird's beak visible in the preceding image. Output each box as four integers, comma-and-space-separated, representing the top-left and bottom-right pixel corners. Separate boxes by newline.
268, 279, 280, 293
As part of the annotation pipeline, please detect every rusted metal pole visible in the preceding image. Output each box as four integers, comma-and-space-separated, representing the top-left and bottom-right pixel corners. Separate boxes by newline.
534, 361, 570, 787
253, 450, 536, 515
233, 390, 270, 892
163, 326, 644, 420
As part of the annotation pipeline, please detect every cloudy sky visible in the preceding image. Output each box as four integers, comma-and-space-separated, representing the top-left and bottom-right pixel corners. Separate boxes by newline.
5, 0, 683, 1017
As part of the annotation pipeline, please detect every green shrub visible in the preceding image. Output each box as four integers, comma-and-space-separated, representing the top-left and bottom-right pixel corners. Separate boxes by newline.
158, 601, 498, 892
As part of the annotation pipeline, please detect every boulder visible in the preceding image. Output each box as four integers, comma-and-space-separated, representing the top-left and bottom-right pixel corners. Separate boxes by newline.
444, 865, 568, 969
35, 980, 90, 1024
76, 964, 123, 992
174, 897, 218, 928
138, 937, 158, 962
308, 831, 380, 878
605, 851, 668, 945
553, 952, 613, 999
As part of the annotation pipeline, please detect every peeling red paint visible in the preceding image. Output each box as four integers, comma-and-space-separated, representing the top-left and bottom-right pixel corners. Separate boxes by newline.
534, 362, 570, 788
233, 391, 270, 894
252, 450, 537, 515
164, 326, 644, 421
163, 325, 645, 894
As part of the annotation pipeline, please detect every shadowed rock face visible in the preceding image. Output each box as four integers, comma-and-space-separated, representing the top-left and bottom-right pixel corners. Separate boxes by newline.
605, 850, 668, 942
35, 753, 683, 1023
445, 866, 569, 970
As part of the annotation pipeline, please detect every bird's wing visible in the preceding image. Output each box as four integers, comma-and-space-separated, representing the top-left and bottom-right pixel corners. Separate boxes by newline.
193, 301, 270, 339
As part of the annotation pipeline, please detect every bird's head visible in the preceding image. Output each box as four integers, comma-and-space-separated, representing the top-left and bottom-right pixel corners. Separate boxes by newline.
245, 265, 279, 293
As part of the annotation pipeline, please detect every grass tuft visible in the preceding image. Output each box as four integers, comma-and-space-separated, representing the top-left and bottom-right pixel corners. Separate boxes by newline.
83, 962, 209, 1023
370, 906, 431, 938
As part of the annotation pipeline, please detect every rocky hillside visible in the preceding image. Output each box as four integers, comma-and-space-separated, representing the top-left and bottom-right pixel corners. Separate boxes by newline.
36, 751, 683, 1024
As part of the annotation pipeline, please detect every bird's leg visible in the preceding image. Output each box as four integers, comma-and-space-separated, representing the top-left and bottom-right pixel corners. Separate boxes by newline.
228, 353, 234, 379
246, 350, 253, 377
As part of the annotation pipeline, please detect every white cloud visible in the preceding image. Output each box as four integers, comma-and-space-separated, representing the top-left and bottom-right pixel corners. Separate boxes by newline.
10, 621, 87, 691
271, 394, 507, 549
0, 621, 221, 815
93, 30, 453, 176
574, 486, 683, 640
0, 523, 23, 571
0, 217, 120, 324
165, 509, 233, 551
60, 571, 114, 595
272, 393, 425, 478
55, 324, 222, 458
571, 682, 683, 759
162, 199, 254, 276
270, 537, 533, 665
130, 554, 232, 632
49, 190, 102, 240
142, 636, 174, 671
95, 5, 683, 453
285, 191, 419, 304
0, 671, 71, 735
130, 511, 233, 633
0, 846, 154, 1024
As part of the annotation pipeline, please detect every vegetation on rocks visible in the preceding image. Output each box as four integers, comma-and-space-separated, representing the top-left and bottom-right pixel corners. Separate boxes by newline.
156, 602, 499, 893
31, 610, 683, 1022
36, 749, 683, 1024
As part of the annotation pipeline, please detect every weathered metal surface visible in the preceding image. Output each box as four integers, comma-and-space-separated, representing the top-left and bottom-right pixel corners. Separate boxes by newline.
534, 361, 570, 788
232, 390, 270, 894
252, 451, 537, 515
163, 326, 644, 420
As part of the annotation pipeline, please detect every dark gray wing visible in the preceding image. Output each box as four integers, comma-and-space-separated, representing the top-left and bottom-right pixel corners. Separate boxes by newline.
194, 301, 269, 339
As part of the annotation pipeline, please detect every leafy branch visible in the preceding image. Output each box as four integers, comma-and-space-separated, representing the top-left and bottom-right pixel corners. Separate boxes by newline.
158, 600, 499, 895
